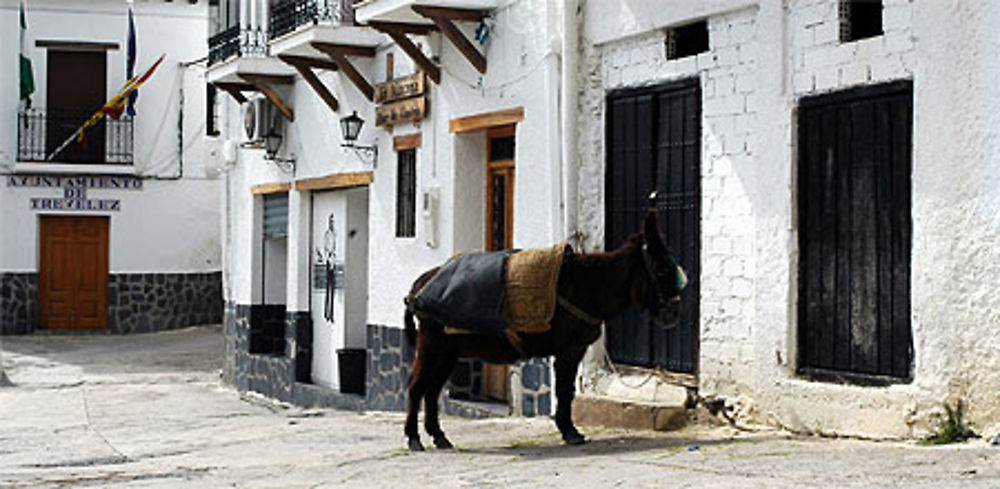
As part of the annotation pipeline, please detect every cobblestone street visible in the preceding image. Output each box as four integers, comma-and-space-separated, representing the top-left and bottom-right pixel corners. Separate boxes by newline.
1, 327, 999, 488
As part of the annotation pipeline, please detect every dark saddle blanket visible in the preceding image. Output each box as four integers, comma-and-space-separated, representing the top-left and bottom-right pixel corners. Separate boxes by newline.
411, 250, 515, 336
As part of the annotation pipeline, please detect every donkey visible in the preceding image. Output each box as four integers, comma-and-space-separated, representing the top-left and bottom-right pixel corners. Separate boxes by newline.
402, 205, 687, 451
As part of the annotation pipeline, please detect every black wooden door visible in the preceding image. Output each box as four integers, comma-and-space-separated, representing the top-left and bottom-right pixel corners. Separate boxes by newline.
797, 81, 913, 383
605, 79, 700, 373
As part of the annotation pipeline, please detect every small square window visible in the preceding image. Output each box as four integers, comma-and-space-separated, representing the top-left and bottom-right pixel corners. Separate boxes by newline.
840, 0, 883, 43
666, 20, 709, 60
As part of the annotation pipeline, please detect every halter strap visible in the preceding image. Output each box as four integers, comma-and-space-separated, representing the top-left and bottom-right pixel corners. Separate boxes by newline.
557, 295, 603, 326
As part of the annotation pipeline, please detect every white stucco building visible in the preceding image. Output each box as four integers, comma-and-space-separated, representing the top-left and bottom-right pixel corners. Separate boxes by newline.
214, 0, 1000, 440
0, 0, 222, 334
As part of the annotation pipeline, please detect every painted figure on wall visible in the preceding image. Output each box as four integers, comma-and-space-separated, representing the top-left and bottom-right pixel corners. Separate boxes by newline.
322, 213, 337, 322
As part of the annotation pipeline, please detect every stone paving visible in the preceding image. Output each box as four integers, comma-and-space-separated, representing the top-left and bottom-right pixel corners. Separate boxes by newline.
2, 326, 1000, 488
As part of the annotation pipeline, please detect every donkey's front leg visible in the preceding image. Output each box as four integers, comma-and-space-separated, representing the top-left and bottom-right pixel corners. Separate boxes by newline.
554, 351, 587, 445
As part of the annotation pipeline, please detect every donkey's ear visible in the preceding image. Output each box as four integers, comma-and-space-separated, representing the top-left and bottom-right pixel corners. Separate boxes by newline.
641, 209, 665, 250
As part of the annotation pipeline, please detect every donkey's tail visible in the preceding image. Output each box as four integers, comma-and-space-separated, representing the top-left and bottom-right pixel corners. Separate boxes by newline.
404, 296, 417, 348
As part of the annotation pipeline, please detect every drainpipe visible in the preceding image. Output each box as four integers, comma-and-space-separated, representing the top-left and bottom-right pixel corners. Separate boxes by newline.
560, 0, 579, 243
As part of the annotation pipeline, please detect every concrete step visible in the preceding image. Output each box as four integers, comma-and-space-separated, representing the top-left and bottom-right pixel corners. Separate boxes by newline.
444, 397, 511, 419
572, 393, 690, 432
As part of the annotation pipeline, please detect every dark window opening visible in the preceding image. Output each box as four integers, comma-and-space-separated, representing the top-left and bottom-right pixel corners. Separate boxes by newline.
797, 81, 912, 384
207, 83, 219, 137
488, 135, 515, 162
396, 149, 416, 238
666, 20, 709, 60
840, 0, 883, 43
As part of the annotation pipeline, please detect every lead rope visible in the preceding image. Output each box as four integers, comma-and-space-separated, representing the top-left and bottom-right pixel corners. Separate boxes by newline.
557, 295, 657, 390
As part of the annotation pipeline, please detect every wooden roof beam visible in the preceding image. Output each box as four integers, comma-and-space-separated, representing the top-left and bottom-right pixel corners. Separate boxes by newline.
238, 73, 295, 122
213, 82, 255, 104
367, 21, 441, 84
311, 41, 376, 102
412, 6, 487, 74
277, 54, 340, 72
278, 55, 339, 113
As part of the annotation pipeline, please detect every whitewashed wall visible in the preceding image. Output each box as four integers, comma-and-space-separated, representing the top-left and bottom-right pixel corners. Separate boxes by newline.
577, 0, 1000, 439
219, 0, 562, 323
0, 0, 219, 274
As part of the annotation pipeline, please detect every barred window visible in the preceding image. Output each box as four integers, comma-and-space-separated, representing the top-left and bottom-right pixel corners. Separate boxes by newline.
396, 149, 416, 238
840, 0, 883, 43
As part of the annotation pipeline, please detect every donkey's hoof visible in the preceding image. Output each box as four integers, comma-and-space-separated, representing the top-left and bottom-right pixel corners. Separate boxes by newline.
562, 432, 587, 446
408, 437, 426, 451
433, 434, 454, 449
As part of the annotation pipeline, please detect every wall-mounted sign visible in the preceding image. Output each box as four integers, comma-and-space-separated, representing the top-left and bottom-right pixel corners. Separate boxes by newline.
376, 97, 428, 127
7, 175, 142, 212
374, 72, 426, 104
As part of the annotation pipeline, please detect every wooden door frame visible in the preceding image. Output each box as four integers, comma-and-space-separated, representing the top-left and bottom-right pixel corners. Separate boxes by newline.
39, 215, 110, 330
482, 124, 516, 402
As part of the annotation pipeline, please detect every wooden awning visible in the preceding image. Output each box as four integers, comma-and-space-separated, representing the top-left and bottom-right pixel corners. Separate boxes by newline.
311, 42, 377, 102
278, 55, 340, 114
213, 74, 297, 123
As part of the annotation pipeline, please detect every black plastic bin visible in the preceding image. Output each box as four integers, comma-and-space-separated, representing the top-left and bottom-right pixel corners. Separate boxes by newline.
337, 348, 367, 395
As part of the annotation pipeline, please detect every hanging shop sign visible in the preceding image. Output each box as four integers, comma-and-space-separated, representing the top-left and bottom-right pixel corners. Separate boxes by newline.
376, 97, 427, 127
374, 71, 426, 104
374, 71, 428, 127
6, 175, 143, 212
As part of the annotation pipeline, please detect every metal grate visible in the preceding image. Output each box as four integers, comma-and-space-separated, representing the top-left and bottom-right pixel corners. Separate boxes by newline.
396, 149, 416, 238
263, 193, 289, 238
605, 79, 701, 373
17, 109, 133, 164
269, 0, 356, 39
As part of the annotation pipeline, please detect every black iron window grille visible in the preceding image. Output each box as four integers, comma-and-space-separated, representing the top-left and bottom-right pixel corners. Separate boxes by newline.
269, 0, 355, 40
396, 149, 416, 238
17, 109, 134, 165
208, 25, 266, 66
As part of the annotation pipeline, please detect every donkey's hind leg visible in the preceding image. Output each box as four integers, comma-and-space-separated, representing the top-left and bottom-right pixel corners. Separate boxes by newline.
423, 350, 458, 449
404, 333, 428, 451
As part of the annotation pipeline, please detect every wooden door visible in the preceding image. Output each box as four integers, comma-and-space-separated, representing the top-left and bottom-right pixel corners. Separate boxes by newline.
46, 50, 106, 163
605, 79, 701, 373
39, 216, 110, 329
482, 125, 516, 401
797, 81, 912, 383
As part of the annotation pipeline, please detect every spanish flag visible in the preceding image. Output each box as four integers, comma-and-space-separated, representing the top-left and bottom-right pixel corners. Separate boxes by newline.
76, 54, 164, 147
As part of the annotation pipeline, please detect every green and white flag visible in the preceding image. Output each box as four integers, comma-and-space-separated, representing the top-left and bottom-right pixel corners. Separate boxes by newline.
19, 0, 35, 107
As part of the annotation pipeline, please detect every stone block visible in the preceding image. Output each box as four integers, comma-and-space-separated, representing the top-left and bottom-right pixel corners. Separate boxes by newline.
572, 394, 688, 432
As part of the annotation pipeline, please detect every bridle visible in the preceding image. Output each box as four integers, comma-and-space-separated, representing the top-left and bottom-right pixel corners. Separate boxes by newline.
639, 241, 687, 317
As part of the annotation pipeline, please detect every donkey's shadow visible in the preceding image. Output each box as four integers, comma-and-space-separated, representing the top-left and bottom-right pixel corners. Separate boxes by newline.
453, 434, 760, 461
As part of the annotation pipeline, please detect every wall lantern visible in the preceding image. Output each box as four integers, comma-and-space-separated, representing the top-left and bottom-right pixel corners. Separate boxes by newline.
263, 127, 296, 173
340, 110, 378, 167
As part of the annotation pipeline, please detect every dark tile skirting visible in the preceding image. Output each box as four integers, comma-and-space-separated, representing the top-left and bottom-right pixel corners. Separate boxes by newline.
221, 302, 553, 418
0, 273, 39, 335
108, 272, 223, 334
1, 272, 222, 335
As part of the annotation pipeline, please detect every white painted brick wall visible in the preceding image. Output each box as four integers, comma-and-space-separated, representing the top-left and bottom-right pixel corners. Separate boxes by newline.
790, 0, 915, 96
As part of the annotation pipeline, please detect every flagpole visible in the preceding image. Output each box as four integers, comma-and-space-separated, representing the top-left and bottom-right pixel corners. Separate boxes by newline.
45, 125, 86, 162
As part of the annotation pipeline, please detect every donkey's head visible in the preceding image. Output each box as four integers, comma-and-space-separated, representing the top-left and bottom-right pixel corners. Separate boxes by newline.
634, 194, 688, 329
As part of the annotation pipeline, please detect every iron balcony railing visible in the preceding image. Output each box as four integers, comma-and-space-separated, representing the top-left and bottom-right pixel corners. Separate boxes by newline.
208, 25, 266, 66
269, 0, 356, 40
17, 109, 134, 164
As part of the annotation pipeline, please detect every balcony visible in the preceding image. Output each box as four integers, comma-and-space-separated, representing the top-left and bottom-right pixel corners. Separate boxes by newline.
209, 25, 266, 67
17, 109, 133, 165
270, 0, 357, 40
